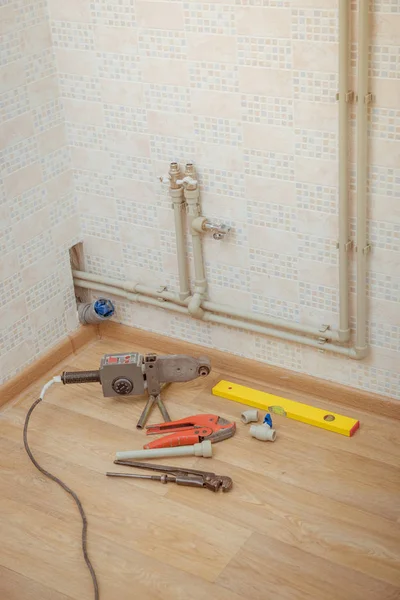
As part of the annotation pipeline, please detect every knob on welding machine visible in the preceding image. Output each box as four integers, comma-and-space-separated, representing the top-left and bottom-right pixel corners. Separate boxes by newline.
61, 352, 211, 428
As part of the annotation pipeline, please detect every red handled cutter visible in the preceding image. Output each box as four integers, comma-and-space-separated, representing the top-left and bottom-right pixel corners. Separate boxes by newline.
144, 414, 236, 449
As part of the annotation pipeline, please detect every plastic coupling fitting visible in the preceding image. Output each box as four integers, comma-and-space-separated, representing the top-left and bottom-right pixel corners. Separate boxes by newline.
78, 298, 115, 325
250, 424, 277, 442
191, 216, 207, 234
241, 409, 259, 424
188, 292, 205, 319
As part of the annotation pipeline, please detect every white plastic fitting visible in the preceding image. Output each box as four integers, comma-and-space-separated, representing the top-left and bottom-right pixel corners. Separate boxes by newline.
241, 409, 259, 424
115, 440, 213, 461
176, 176, 198, 188
188, 291, 205, 319
250, 424, 277, 442
191, 216, 208, 234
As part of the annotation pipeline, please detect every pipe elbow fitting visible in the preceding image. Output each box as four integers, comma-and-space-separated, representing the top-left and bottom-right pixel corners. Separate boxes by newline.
353, 345, 369, 360
188, 293, 205, 319
337, 328, 351, 343
241, 409, 259, 424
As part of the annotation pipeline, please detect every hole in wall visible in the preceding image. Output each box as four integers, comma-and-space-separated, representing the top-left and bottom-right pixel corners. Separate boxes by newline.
69, 242, 88, 306
69, 242, 85, 272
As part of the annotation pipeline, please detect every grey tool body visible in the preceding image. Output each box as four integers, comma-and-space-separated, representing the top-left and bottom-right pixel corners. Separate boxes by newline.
61, 351, 211, 427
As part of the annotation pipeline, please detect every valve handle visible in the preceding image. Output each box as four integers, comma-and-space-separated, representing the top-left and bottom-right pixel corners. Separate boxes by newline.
176, 176, 197, 187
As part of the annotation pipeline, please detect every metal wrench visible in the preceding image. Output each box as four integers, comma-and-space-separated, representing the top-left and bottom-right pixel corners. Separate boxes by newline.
107, 460, 233, 492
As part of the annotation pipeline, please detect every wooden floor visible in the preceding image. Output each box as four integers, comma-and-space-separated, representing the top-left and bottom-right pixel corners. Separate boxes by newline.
1, 334, 399, 600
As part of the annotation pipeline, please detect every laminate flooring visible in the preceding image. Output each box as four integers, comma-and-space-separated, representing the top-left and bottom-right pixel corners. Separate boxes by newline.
1, 336, 399, 600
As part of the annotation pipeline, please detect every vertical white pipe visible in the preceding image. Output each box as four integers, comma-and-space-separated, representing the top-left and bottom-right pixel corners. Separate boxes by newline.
171, 187, 191, 301
187, 195, 207, 318
355, 0, 369, 354
183, 166, 207, 318
338, 0, 351, 342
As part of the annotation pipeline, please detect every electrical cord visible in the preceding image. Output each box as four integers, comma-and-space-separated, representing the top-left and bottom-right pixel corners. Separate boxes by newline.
23, 377, 100, 600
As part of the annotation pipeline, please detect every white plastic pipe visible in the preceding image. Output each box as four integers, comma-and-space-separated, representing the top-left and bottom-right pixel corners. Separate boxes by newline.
338, 0, 351, 342
355, 0, 370, 355
202, 300, 340, 342
185, 186, 207, 319
72, 275, 365, 359
74, 269, 340, 341
72, 270, 188, 306
115, 440, 213, 460
202, 312, 361, 358
73, 279, 188, 315
171, 187, 191, 301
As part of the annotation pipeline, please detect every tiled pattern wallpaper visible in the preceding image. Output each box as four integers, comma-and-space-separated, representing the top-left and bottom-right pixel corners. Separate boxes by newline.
1, 1, 399, 400
0, 0, 81, 383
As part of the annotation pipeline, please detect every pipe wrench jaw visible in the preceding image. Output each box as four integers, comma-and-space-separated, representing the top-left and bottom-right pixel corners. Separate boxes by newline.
203, 474, 234, 493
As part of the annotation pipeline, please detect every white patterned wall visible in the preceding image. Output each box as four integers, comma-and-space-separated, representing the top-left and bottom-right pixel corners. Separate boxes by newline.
0, 0, 80, 383
1, 0, 399, 400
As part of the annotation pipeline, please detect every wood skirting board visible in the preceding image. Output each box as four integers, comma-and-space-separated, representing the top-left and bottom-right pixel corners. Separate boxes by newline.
99, 322, 400, 420
0, 325, 98, 408
1, 320, 398, 420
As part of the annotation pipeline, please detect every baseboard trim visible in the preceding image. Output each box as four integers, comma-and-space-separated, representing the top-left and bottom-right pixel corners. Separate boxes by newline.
2, 320, 398, 419
0, 325, 98, 408
99, 321, 400, 420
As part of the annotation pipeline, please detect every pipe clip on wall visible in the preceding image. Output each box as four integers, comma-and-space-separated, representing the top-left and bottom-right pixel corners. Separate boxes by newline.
73, 2, 370, 361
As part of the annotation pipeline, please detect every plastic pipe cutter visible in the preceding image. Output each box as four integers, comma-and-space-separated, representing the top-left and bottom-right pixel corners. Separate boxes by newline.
61, 351, 211, 428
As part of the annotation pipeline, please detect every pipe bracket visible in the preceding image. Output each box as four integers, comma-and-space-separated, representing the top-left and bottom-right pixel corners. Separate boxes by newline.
364, 93, 372, 104
157, 285, 168, 301
362, 244, 371, 255
336, 91, 354, 103
336, 240, 353, 251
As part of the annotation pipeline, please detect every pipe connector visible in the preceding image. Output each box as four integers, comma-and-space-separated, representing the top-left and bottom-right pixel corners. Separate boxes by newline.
78, 298, 115, 325
170, 187, 184, 203
191, 216, 207, 234
250, 424, 277, 442
337, 328, 351, 343
353, 345, 369, 360
160, 162, 183, 190
188, 292, 205, 319
241, 409, 259, 424
184, 187, 200, 208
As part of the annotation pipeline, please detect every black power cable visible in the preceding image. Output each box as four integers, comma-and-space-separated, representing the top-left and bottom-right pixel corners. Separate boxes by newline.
23, 395, 100, 600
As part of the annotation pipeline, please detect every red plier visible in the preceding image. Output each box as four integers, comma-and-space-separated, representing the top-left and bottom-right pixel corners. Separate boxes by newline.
143, 414, 236, 449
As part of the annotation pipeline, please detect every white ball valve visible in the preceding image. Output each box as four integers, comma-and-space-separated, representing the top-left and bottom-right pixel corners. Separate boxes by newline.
250, 424, 277, 442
